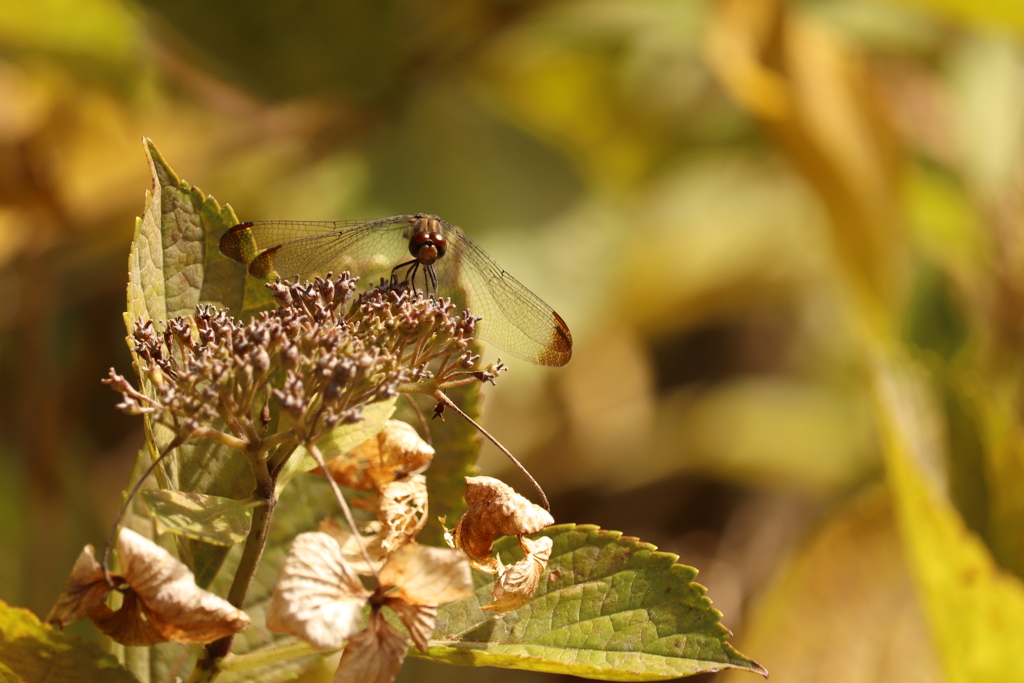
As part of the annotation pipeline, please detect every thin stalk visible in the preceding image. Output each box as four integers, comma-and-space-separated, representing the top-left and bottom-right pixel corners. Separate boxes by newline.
403, 393, 432, 446
306, 442, 379, 579
190, 426, 249, 451
433, 390, 550, 511
101, 434, 187, 587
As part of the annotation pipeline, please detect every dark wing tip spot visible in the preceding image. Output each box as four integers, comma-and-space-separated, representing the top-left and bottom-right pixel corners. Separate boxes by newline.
219, 223, 256, 263
544, 311, 573, 367
248, 246, 281, 279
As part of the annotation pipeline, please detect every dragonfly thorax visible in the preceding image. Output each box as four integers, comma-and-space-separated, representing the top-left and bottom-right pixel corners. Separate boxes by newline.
407, 215, 447, 266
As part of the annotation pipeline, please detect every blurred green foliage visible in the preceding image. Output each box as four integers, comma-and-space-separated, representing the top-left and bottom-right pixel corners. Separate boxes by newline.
3, 0, 1024, 681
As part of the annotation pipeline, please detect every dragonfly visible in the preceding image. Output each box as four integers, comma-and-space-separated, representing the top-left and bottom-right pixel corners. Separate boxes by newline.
219, 214, 573, 367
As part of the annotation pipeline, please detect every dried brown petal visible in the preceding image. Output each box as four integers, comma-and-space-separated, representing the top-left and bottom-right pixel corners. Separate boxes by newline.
317, 517, 386, 574
445, 477, 553, 573
90, 591, 168, 646
320, 438, 377, 491
115, 529, 250, 644
334, 611, 410, 683
46, 545, 112, 628
444, 521, 499, 573
321, 421, 434, 491
374, 421, 433, 480
464, 477, 554, 535
52, 529, 250, 645
481, 535, 553, 613
384, 601, 436, 653
266, 532, 370, 650
379, 544, 474, 607
376, 475, 428, 556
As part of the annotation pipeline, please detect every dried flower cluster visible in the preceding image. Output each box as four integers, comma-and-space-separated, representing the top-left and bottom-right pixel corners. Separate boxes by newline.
317, 420, 435, 571
264, 460, 556, 681
263, 419, 475, 682
104, 276, 486, 458
49, 272, 557, 683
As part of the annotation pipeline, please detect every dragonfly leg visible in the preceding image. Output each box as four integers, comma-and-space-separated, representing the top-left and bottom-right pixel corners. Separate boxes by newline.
425, 265, 438, 294
390, 259, 418, 287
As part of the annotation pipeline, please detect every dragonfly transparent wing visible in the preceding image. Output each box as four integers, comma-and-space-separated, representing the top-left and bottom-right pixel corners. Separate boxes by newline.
432, 220, 572, 367
220, 217, 417, 282
221, 215, 573, 366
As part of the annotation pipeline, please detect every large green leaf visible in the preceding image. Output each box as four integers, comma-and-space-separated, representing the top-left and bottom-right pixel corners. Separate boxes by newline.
125, 139, 279, 589
0, 600, 138, 683
424, 525, 767, 680
141, 490, 258, 546
126, 137, 272, 327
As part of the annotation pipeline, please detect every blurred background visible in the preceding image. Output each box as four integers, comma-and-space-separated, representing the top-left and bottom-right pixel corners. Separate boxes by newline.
3, 0, 1024, 681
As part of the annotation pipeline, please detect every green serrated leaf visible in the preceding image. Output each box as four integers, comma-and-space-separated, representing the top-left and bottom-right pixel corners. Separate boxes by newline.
126, 137, 276, 333
279, 397, 398, 489
425, 525, 767, 680
127, 139, 201, 325
0, 600, 139, 683
141, 490, 258, 546
123, 139, 280, 589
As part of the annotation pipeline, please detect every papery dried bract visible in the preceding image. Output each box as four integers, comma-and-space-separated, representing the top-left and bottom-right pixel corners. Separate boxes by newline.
46, 545, 111, 627
376, 475, 429, 555
384, 600, 437, 653
314, 475, 430, 574
90, 591, 168, 646
379, 544, 474, 606
334, 612, 410, 683
284, 539, 473, 683
445, 520, 499, 573
445, 476, 553, 573
114, 529, 250, 643
46, 528, 249, 645
482, 535, 553, 613
317, 517, 386, 574
266, 532, 370, 650
377, 543, 472, 652
322, 421, 434, 491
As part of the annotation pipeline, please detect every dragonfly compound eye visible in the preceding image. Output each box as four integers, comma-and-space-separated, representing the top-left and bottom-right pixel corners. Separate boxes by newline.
409, 231, 446, 265
431, 232, 447, 258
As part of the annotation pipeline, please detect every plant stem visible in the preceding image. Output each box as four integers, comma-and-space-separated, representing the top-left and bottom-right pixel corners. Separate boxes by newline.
192, 446, 278, 680
191, 426, 250, 451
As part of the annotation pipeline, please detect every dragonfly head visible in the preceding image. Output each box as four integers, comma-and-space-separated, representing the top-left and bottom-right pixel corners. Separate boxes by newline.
408, 215, 448, 265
